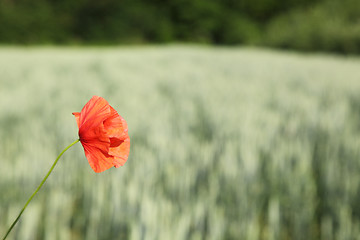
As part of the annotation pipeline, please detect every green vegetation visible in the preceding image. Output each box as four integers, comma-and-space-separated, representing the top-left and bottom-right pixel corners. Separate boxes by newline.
0, 46, 360, 239
264, 0, 360, 54
0, 0, 359, 54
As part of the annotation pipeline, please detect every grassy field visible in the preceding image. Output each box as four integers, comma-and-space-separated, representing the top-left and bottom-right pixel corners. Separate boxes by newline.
0, 45, 360, 240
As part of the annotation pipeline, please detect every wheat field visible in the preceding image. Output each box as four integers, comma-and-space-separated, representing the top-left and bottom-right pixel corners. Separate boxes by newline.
0, 45, 360, 240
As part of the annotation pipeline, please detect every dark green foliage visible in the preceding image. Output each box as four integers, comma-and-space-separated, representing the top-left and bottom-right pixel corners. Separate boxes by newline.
264, 0, 360, 54
1, 0, 359, 53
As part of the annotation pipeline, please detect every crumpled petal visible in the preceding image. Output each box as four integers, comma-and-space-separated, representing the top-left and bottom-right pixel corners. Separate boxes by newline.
111, 137, 130, 168
73, 96, 130, 173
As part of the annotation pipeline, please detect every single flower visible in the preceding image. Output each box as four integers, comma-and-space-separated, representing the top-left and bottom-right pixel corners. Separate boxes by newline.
2, 96, 130, 239
73, 96, 130, 173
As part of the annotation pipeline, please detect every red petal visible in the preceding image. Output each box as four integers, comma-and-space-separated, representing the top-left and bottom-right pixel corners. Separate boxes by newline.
109, 136, 130, 167
80, 122, 110, 154
82, 142, 114, 173
103, 106, 128, 139
72, 112, 81, 128
78, 96, 111, 132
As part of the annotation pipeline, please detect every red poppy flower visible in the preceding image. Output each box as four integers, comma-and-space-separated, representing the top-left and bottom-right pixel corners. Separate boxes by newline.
72, 96, 130, 173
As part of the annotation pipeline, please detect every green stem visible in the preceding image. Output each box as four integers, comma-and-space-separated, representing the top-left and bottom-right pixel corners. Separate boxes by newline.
2, 139, 80, 240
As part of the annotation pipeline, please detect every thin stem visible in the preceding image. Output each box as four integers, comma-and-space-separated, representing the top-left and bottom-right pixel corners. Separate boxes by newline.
2, 139, 80, 240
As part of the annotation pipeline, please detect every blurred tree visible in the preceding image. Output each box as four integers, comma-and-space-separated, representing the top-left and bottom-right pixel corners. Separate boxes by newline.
0, 0, 358, 53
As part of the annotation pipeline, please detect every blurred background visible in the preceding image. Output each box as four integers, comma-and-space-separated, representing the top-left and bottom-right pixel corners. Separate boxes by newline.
0, 1, 360, 240
0, 0, 360, 54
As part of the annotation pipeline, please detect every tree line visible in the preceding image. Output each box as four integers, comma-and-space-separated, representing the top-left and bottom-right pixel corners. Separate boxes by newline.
0, 0, 359, 54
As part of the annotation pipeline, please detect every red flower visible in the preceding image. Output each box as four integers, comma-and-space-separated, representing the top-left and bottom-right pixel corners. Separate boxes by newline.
73, 96, 130, 173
